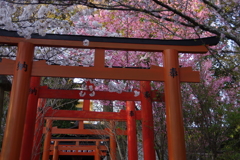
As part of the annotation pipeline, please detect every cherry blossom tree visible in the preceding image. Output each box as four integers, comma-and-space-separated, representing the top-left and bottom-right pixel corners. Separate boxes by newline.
1, 0, 238, 81
0, 0, 239, 159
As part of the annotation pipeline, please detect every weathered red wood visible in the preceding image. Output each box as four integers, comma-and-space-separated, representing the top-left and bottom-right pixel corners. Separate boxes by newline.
78, 120, 84, 129
39, 86, 140, 100
42, 119, 53, 160
0, 59, 200, 82
51, 139, 109, 142
50, 151, 96, 156
140, 81, 156, 160
126, 101, 138, 160
44, 127, 127, 135
32, 99, 46, 160
110, 121, 117, 160
83, 99, 90, 111
38, 86, 164, 101
0, 58, 15, 75
179, 67, 200, 82
95, 49, 105, 68
78, 100, 91, 129
49, 151, 107, 156
34, 61, 166, 81
163, 49, 187, 160
0, 42, 35, 160
32, 61, 200, 82
20, 77, 41, 160
52, 141, 59, 160
95, 141, 101, 160
50, 145, 107, 151
45, 108, 142, 120
49, 139, 108, 157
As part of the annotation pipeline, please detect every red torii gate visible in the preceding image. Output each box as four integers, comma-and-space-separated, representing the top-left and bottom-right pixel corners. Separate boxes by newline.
31, 83, 163, 160
49, 138, 109, 160
42, 117, 114, 160
0, 29, 219, 160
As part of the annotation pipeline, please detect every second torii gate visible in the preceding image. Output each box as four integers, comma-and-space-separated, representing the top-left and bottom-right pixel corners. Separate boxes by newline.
28, 83, 163, 160
0, 29, 219, 160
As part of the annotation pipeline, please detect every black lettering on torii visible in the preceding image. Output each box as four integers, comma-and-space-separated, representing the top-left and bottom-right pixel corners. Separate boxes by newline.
130, 111, 134, 117
29, 88, 37, 95
17, 61, 28, 71
170, 68, 178, 78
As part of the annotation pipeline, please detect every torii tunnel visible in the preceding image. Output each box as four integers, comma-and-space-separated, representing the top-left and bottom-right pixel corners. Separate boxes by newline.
0, 29, 219, 160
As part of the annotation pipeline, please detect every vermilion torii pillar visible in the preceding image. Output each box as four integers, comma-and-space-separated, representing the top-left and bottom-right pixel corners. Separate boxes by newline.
78, 99, 90, 129
1, 42, 35, 160
163, 49, 186, 160
126, 101, 138, 160
32, 98, 46, 160
95, 141, 101, 160
42, 119, 53, 160
52, 141, 59, 160
110, 121, 117, 160
20, 77, 41, 160
140, 81, 156, 160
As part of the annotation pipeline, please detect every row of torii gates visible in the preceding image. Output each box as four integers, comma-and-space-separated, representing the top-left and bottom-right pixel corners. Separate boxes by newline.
0, 29, 219, 160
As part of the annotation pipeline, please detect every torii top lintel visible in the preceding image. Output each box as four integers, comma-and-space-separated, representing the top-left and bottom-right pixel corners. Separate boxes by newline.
0, 29, 219, 53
